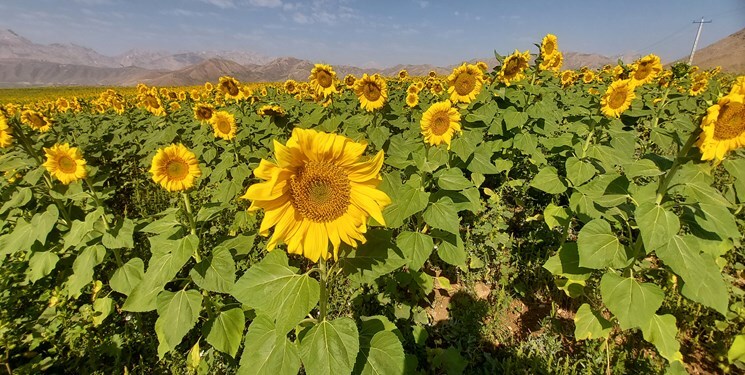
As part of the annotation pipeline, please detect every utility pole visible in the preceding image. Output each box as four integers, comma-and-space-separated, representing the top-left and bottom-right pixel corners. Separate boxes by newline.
688, 17, 712, 65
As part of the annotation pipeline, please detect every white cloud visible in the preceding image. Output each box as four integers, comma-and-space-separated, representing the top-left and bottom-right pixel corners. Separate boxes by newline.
414, 0, 429, 8
292, 12, 309, 24
248, 0, 283, 7
199, 0, 236, 9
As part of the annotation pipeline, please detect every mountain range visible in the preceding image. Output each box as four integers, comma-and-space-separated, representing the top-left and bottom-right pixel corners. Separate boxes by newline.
0, 28, 742, 88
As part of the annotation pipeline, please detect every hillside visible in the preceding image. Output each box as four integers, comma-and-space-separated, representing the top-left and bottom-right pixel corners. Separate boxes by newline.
686, 27, 745, 73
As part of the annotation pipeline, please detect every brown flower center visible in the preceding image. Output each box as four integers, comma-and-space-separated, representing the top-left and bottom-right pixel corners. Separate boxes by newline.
608, 89, 628, 109
714, 102, 745, 141
144, 95, 160, 109
289, 161, 350, 222
634, 64, 651, 81
222, 80, 240, 96
454, 72, 476, 96
197, 106, 213, 120
166, 159, 189, 180
362, 82, 381, 101
430, 112, 451, 136
544, 41, 555, 56
58, 156, 77, 174
216, 117, 232, 134
30, 114, 45, 128
503, 58, 522, 76
316, 70, 333, 88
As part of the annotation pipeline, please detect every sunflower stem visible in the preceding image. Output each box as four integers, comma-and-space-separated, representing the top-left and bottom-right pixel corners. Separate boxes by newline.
581, 127, 595, 159
318, 256, 328, 322
654, 128, 701, 205
232, 138, 240, 164
84, 178, 110, 231
651, 86, 672, 129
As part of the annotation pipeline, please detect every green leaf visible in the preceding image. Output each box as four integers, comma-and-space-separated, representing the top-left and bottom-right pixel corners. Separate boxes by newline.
0, 187, 31, 214
544, 243, 592, 280
340, 229, 407, 285
435, 168, 473, 190
32, 204, 59, 246
624, 159, 662, 178
657, 235, 728, 315
0, 219, 36, 258
431, 347, 467, 375
231, 250, 319, 334
566, 157, 596, 186
636, 202, 680, 252
26, 250, 60, 283
577, 219, 631, 269
530, 166, 567, 194
381, 182, 429, 228
574, 303, 612, 340
102, 218, 135, 249
298, 318, 359, 375
432, 229, 467, 267
66, 245, 106, 298
503, 107, 528, 130
728, 335, 745, 363
355, 331, 405, 375
396, 231, 434, 270
238, 315, 301, 375
92, 297, 113, 327
467, 148, 504, 175
205, 308, 245, 358
110, 257, 145, 296
543, 203, 570, 228
691, 203, 740, 239
190, 247, 236, 293
600, 272, 664, 330
155, 289, 202, 358
423, 197, 460, 234
641, 314, 683, 362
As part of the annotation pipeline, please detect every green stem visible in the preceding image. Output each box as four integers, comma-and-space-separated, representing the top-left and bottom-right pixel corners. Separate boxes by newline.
655, 129, 701, 205
232, 138, 240, 163
651, 86, 672, 129
318, 256, 328, 322
181, 192, 201, 262
84, 178, 110, 231
581, 127, 596, 159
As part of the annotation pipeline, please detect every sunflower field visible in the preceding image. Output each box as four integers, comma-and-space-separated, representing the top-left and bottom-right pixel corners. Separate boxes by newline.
1, 35, 745, 374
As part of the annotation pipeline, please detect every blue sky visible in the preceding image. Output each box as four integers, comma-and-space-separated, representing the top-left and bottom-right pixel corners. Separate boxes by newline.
1, 0, 744, 67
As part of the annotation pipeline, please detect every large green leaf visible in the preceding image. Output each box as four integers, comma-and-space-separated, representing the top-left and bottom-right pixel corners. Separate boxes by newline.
381, 182, 429, 228
565, 157, 596, 186
66, 245, 106, 298
353, 316, 405, 375
238, 315, 301, 375
190, 247, 236, 293
298, 318, 359, 375
432, 229, 467, 268
691, 203, 740, 239
641, 314, 683, 362
636, 202, 680, 252
422, 197, 460, 234
154, 289, 202, 358
231, 250, 319, 334
600, 272, 663, 330
435, 168, 473, 191
110, 257, 145, 296
395, 231, 434, 270
544, 243, 592, 280
102, 218, 135, 249
728, 334, 745, 363
656, 235, 728, 315
340, 229, 407, 285
574, 303, 612, 340
26, 250, 60, 283
205, 308, 245, 358
577, 219, 631, 269
530, 166, 567, 194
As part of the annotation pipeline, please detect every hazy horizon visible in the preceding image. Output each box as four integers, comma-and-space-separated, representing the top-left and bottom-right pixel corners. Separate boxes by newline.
1, 0, 744, 68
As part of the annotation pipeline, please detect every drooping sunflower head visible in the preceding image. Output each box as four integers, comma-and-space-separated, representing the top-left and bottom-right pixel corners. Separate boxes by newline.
421, 101, 462, 149
447, 63, 485, 104
240, 127, 391, 262
193, 103, 215, 122
0, 115, 13, 148
540, 34, 559, 58
309, 64, 338, 98
209, 110, 237, 140
139, 92, 166, 116
497, 50, 531, 86
43, 143, 87, 185
284, 79, 298, 94
539, 51, 563, 72
697, 93, 745, 161
406, 92, 419, 108
21, 109, 52, 132
398, 69, 408, 79
150, 144, 202, 192
631, 54, 663, 85
258, 104, 286, 117
476, 61, 489, 72
354, 73, 388, 112
613, 65, 626, 80
344, 74, 356, 89
600, 79, 636, 118
218, 76, 245, 101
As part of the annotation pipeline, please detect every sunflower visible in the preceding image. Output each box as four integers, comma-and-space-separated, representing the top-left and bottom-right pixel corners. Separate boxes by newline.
406, 92, 419, 108
240, 128, 391, 262
169, 102, 181, 111
539, 51, 563, 72
190, 89, 201, 101
600, 79, 636, 118
218, 76, 245, 101
284, 79, 298, 94
193, 103, 215, 122
689, 74, 709, 96
258, 104, 286, 117
344, 74, 356, 89
560, 70, 576, 87
476, 61, 489, 72
730, 76, 745, 96
398, 69, 408, 79
431, 82, 445, 95
428, 70, 437, 78
354, 74, 388, 112
43, 143, 87, 184
139, 91, 165, 116
21, 109, 52, 132
421, 101, 461, 149
630, 54, 662, 86
150, 144, 202, 192
209, 111, 237, 140
56, 98, 70, 112
0, 115, 13, 148
497, 50, 530, 86
582, 71, 596, 84
657, 70, 673, 88
540, 34, 559, 58
447, 64, 484, 104
613, 65, 626, 80
407, 84, 420, 95
204, 82, 214, 92
696, 93, 745, 160
309, 64, 338, 98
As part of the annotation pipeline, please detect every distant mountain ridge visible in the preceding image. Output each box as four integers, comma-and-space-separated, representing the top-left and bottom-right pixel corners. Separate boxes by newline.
0, 28, 742, 87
